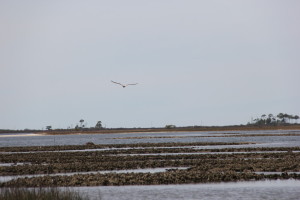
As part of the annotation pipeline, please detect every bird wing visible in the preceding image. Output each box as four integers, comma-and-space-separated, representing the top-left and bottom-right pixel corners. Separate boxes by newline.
126, 83, 138, 86
111, 81, 124, 86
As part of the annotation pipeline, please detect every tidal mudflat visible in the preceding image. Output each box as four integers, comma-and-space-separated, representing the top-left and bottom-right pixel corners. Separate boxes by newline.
1, 130, 300, 199
1, 141, 300, 187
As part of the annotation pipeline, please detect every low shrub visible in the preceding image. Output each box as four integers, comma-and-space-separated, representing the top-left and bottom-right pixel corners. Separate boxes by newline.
0, 187, 89, 200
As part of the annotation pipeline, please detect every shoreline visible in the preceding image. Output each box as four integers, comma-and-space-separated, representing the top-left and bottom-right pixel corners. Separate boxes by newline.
1, 124, 300, 136
38, 124, 300, 135
0, 133, 44, 138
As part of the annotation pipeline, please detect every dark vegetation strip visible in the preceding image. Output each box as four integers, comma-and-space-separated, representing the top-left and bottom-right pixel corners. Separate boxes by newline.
2, 171, 300, 187
0, 151, 290, 165
0, 187, 88, 200
1, 146, 300, 160
1, 153, 299, 176
0, 145, 299, 160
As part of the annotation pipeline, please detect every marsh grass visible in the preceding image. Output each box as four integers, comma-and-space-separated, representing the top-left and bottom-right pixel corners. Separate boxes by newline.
0, 187, 89, 200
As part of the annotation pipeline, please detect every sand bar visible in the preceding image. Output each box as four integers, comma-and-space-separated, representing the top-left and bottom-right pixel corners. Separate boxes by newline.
0, 134, 44, 138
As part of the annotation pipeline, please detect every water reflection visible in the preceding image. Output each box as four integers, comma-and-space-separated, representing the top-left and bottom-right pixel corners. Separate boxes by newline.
0, 130, 300, 148
73, 179, 300, 200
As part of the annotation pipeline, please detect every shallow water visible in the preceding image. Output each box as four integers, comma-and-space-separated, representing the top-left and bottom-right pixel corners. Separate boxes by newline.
1, 130, 300, 148
72, 179, 300, 200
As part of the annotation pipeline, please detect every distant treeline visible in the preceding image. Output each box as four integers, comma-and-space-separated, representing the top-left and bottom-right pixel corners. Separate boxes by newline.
250, 113, 299, 125
1, 113, 299, 133
0, 129, 41, 134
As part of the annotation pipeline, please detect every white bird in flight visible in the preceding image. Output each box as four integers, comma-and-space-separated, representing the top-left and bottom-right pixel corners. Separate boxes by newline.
111, 80, 138, 88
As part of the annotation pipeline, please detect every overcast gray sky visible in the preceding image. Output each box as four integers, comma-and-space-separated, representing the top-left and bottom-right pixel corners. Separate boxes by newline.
1, 0, 299, 129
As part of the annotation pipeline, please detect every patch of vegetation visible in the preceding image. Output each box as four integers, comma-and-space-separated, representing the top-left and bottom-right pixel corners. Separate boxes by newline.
250, 113, 299, 125
0, 187, 89, 200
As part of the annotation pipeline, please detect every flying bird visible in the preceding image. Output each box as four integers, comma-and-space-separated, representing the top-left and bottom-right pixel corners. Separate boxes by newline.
111, 80, 138, 88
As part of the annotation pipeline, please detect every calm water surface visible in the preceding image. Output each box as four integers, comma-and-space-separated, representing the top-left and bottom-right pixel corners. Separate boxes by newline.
73, 179, 300, 200
1, 130, 300, 148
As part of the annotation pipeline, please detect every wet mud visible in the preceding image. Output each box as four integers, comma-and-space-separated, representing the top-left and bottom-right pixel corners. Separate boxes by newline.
1, 142, 299, 187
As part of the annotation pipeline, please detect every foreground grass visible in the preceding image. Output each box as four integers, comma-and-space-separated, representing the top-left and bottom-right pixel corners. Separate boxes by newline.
0, 187, 89, 200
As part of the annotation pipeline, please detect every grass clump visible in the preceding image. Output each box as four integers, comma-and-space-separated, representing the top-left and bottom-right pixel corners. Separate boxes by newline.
0, 187, 89, 200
